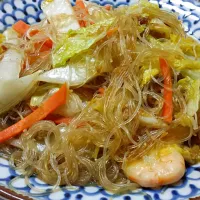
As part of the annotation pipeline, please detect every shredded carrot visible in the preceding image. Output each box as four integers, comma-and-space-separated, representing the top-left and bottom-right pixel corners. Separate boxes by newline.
45, 114, 73, 125
13, 20, 30, 36
25, 45, 52, 69
26, 28, 53, 51
79, 20, 87, 28
53, 117, 73, 125
13, 21, 38, 37
14, 22, 53, 74
98, 87, 105, 95
29, 29, 39, 37
75, 0, 88, 27
76, 0, 87, 10
159, 58, 173, 123
34, 38, 53, 52
105, 4, 112, 10
43, 38, 53, 49
107, 27, 118, 37
27, 50, 51, 66
0, 84, 67, 143
46, 114, 86, 128
13, 21, 53, 52
22, 61, 26, 71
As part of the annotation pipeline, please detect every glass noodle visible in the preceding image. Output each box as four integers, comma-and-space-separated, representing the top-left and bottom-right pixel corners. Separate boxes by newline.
0, 0, 199, 193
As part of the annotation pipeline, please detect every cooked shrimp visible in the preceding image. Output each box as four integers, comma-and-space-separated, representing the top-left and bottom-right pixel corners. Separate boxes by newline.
124, 145, 185, 188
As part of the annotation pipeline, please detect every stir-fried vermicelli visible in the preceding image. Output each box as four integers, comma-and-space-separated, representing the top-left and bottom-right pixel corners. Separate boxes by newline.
0, 0, 200, 193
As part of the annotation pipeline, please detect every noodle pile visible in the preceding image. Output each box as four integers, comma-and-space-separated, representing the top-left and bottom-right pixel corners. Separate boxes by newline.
1, 0, 200, 193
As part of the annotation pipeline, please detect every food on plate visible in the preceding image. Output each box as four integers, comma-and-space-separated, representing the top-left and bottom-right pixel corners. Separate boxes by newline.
0, 0, 200, 193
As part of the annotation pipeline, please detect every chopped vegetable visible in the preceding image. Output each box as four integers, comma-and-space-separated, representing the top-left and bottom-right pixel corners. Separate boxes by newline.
13, 20, 53, 54
0, 84, 67, 143
174, 113, 192, 127
105, 5, 112, 10
75, 0, 88, 27
181, 145, 200, 165
34, 38, 53, 52
98, 87, 105, 95
0, 34, 4, 54
29, 29, 39, 37
149, 18, 171, 39
0, 49, 23, 80
173, 59, 200, 70
38, 63, 97, 86
30, 85, 84, 117
141, 68, 159, 87
3, 28, 19, 45
139, 109, 166, 128
40, 49, 113, 86
135, 0, 184, 37
0, 71, 40, 115
181, 69, 200, 80
30, 94, 45, 107
76, 0, 87, 10
42, 0, 80, 33
170, 34, 200, 57
23, 35, 53, 73
12, 20, 30, 36
159, 58, 173, 123
53, 17, 115, 67
107, 27, 118, 37
30, 85, 59, 107
0, 33, 4, 44
0, 33, 5, 54
54, 92, 84, 117
178, 76, 200, 116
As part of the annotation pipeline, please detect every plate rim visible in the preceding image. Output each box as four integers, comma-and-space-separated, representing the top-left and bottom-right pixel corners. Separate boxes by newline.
0, 185, 34, 200
1, 0, 200, 199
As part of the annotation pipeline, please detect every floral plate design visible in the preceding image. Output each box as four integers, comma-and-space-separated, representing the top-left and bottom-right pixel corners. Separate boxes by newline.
0, 0, 200, 200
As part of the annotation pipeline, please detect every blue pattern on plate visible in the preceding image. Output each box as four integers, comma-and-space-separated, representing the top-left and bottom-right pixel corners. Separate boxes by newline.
2, 154, 200, 200
0, 0, 200, 200
0, 0, 200, 39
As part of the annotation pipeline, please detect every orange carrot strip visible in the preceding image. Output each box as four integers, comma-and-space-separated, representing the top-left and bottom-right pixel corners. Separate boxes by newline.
0, 84, 67, 143
105, 4, 112, 10
76, 0, 87, 9
13, 20, 30, 36
107, 27, 118, 37
29, 29, 39, 37
98, 87, 105, 95
27, 50, 51, 66
46, 114, 86, 128
159, 58, 173, 123
53, 117, 73, 125
13, 21, 53, 52
43, 38, 53, 49
45, 114, 73, 125
79, 20, 87, 27
34, 38, 53, 52
76, 0, 88, 27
